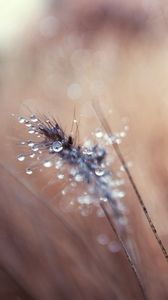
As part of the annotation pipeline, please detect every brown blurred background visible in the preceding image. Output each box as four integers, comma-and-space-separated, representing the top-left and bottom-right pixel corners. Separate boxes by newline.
1, 0, 168, 299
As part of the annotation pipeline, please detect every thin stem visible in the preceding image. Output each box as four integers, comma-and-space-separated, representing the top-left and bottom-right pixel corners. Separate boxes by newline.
93, 101, 168, 262
114, 143, 168, 261
100, 202, 148, 300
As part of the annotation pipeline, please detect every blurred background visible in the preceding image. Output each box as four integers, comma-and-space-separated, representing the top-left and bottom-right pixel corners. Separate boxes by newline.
1, 1, 168, 299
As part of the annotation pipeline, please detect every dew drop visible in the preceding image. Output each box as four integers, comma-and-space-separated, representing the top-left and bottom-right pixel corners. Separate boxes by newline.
30, 115, 38, 122
95, 168, 105, 176
28, 141, 35, 147
95, 129, 103, 138
61, 189, 67, 195
116, 138, 122, 144
26, 168, 33, 175
43, 160, 53, 168
52, 141, 63, 153
28, 128, 35, 134
17, 154, 25, 162
120, 131, 126, 138
124, 125, 129, 131
18, 116, 26, 124
120, 165, 125, 172
83, 148, 93, 155
75, 174, 83, 182
57, 173, 64, 179
25, 122, 32, 128
32, 145, 39, 152
96, 148, 106, 158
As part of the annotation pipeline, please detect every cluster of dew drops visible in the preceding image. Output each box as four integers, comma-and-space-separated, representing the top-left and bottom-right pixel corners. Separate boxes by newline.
16, 113, 129, 252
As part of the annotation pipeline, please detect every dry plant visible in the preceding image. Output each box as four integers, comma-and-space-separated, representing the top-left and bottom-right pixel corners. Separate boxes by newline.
1, 1, 168, 299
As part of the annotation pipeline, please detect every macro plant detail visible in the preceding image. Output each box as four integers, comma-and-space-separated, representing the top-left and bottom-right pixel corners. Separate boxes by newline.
14, 104, 168, 300
15, 110, 151, 299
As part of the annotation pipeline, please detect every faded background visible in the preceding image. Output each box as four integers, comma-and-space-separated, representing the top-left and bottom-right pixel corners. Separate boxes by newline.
1, 1, 168, 299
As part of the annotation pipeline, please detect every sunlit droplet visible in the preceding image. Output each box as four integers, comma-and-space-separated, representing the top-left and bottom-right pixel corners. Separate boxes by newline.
28, 128, 35, 134
28, 141, 34, 147
62, 189, 67, 195
25, 122, 32, 128
57, 174, 64, 179
95, 129, 103, 138
26, 168, 33, 175
75, 174, 83, 182
95, 168, 104, 176
32, 145, 39, 152
52, 141, 63, 153
17, 154, 25, 162
18, 116, 26, 124
120, 131, 126, 138
124, 125, 129, 131
83, 148, 93, 155
43, 160, 53, 168
116, 138, 122, 144
30, 115, 38, 122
